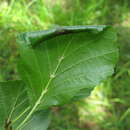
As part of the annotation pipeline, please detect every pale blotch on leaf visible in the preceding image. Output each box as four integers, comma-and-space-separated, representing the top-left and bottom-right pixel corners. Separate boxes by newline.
50, 74, 55, 79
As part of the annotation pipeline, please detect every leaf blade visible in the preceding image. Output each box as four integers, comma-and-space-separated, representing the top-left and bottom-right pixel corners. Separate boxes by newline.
17, 26, 118, 110
0, 80, 29, 129
21, 110, 51, 130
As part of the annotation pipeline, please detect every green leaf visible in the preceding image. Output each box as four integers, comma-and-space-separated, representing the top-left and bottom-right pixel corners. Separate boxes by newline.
17, 25, 118, 110
71, 88, 91, 101
0, 80, 29, 129
21, 110, 51, 130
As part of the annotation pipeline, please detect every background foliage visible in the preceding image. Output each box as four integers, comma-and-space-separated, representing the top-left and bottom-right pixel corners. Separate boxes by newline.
0, 0, 130, 130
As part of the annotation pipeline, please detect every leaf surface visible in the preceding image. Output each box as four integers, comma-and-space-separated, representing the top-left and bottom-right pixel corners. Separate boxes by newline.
21, 110, 51, 130
0, 80, 29, 129
17, 25, 119, 109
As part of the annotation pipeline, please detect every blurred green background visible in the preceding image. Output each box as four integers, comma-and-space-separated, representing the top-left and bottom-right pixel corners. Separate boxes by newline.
0, 0, 130, 130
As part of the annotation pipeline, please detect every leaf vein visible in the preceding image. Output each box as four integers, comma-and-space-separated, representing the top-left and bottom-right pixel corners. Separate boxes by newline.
56, 50, 116, 77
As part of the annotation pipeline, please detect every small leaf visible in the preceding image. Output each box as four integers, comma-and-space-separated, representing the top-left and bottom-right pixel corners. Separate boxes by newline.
17, 25, 119, 110
0, 80, 29, 129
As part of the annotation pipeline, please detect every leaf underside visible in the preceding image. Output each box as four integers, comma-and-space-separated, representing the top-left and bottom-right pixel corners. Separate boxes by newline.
0, 25, 118, 130
18, 26, 118, 110
22, 110, 51, 130
0, 81, 51, 130
0, 81, 28, 129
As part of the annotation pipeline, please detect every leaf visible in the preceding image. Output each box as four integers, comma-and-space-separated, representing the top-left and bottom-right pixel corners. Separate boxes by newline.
21, 110, 51, 130
0, 80, 29, 129
17, 25, 119, 110
71, 88, 91, 101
